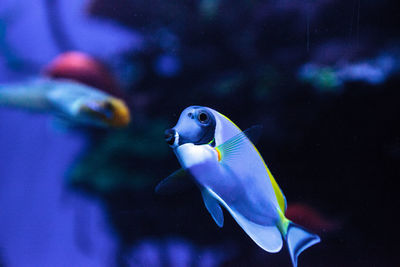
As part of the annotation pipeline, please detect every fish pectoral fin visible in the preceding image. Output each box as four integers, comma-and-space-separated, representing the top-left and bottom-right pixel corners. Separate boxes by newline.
155, 168, 194, 195
201, 188, 224, 227
216, 125, 263, 163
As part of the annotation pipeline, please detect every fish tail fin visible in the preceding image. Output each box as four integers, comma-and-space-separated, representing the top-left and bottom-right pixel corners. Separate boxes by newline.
284, 220, 320, 267
0, 81, 46, 109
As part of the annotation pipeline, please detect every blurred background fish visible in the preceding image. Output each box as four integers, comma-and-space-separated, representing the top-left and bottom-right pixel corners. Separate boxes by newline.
0, 79, 130, 128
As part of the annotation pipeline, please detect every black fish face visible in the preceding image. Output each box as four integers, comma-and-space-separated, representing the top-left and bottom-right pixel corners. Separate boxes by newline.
165, 106, 216, 147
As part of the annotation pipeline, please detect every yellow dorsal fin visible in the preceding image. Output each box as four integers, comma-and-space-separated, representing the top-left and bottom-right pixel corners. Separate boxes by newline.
267, 167, 287, 212
252, 143, 287, 212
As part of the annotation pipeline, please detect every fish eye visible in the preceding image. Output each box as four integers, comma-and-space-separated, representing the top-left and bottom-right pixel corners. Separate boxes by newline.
197, 111, 209, 124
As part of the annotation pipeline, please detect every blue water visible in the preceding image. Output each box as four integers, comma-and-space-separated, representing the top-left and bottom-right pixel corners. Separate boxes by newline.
1, 0, 399, 266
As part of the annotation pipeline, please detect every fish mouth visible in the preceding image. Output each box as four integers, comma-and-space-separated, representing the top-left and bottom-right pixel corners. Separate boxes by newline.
164, 128, 179, 148
106, 98, 130, 127
81, 98, 130, 127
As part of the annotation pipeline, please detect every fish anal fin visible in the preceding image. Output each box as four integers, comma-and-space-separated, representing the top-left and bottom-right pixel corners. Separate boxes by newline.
206, 189, 283, 253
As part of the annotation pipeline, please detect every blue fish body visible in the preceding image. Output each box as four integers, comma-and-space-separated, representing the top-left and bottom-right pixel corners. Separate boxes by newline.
161, 106, 320, 267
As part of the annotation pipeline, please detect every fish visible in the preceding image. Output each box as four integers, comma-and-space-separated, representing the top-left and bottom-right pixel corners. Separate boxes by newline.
0, 78, 130, 128
157, 106, 320, 267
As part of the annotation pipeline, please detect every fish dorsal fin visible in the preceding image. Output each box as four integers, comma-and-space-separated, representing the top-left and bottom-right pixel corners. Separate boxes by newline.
215, 125, 262, 163
268, 169, 287, 212
155, 169, 194, 195
201, 188, 224, 227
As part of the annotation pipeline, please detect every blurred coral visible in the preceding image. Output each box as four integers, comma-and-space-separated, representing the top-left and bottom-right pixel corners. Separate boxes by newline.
43, 51, 124, 98
299, 53, 400, 91
286, 203, 341, 234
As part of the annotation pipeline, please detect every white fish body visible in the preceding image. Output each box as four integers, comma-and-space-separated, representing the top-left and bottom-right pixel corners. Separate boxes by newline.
162, 106, 320, 267
175, 110, 284, 252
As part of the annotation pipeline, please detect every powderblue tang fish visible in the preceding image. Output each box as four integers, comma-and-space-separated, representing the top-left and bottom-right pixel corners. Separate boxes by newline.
0, 79, 130, 127
157, 106, 320, 267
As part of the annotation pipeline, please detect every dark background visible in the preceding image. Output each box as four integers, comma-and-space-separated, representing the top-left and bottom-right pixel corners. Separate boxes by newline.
0, 0, 399, 266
